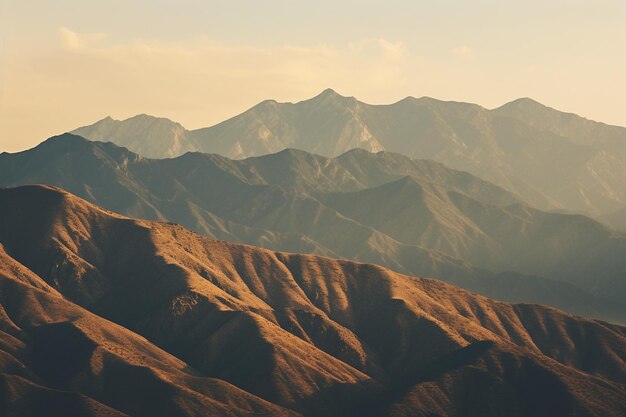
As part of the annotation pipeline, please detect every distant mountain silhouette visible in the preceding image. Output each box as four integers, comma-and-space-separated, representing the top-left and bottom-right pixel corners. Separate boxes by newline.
1, 185, 625, 417
3, 134, 626, 324
599, 206, 626, 232
72, 114, 193, 158
72, 89, 626, 216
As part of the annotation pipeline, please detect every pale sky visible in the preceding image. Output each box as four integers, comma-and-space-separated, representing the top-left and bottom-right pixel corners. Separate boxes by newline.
1, 0, 626, 152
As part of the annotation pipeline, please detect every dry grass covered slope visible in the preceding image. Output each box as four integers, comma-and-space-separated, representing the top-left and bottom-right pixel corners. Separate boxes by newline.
0, 185, 625, 417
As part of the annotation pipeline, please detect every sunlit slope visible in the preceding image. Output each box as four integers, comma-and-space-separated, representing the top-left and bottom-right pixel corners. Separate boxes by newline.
0, 185, 625, 416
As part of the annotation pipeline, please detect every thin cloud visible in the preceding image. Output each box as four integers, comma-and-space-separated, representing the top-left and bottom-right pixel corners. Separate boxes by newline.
1, 28, 415, 151
58, 27, 106, 50
452, 45, 475, 58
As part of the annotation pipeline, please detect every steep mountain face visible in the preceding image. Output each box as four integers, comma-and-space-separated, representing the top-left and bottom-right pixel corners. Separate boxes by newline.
0, 252, 300, 417
2, 135, 626, 324
72, 90, 626, 216
319, 176, 626, 294
1, 185, 625, 417
72, 114, 196, 158
495, 97, 626, 156
189, 90, 386, 158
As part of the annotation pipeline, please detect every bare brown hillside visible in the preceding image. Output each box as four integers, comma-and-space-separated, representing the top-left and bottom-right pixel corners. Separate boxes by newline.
0, 185, 625, 417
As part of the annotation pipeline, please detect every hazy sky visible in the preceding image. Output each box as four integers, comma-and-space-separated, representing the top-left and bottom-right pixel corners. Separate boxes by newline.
2, 0, 626, 152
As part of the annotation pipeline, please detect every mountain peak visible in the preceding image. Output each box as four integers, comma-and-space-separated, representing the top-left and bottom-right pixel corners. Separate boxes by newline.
337, 147, 377, 158
42, 132, 91, 147
75, 114, 183, 134
498, 97, 548, 111
125, 113, 182, 125
393, 96, 419, 104
87, 115, 116, 126
320, 87, 341, 97
129, 113, 159, 120
389, 174, 423, 190
32, 133, 137, 160
308, 88, 354, 103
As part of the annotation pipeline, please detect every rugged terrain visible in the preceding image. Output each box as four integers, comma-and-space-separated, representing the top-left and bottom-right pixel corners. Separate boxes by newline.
73, 89, 626, 216
2, 135, 626, 323
0, 185, 625, 416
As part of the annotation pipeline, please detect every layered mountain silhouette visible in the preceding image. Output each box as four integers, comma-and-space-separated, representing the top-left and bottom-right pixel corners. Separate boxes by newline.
3, 134, 626, 324
1, 185, 625, 417
599, 207, 626, 232
73, 89, 626, 216
73, 114, 194, 159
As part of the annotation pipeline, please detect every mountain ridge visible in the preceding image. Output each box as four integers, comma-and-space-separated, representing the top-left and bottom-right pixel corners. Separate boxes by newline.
71, 89, 626, 216
3, 134, 626, 324
1, 184, 626, 416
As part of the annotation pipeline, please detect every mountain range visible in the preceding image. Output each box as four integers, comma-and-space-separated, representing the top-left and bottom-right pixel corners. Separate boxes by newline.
72, 89, 626, 217
3, 134, 626, 324
1, 184, 625, 417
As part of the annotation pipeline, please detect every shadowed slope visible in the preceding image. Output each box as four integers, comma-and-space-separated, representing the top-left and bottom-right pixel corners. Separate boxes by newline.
0, 185, 625, 416
320, 175, 626, 299
2, 135, 626, 323
0, 249, 301, 417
